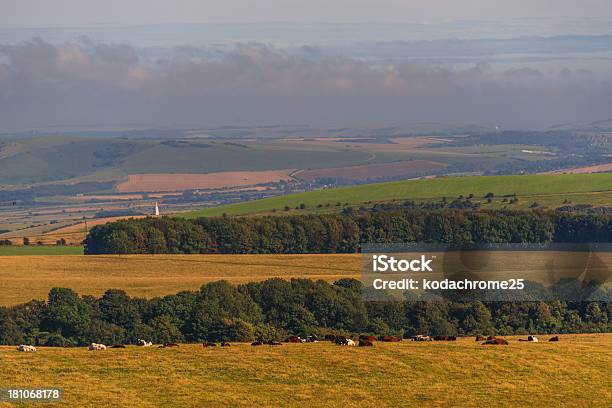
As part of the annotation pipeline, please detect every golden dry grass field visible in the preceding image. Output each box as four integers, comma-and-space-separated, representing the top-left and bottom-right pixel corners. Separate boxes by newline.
0, 334, 610, 407
0, 254, 360, 306
1, 251, 610, 306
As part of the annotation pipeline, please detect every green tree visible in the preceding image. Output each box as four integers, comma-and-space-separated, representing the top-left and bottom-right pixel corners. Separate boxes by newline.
43, 288, 93, 340
187, 281, 262, 341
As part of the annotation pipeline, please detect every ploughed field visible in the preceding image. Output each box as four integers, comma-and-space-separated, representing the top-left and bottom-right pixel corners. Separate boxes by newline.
0, 254, 360, 306
116, 170, 294, 193
0, 334, 610, 407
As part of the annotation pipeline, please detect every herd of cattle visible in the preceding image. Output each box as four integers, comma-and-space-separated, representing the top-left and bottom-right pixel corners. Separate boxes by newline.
13, 334, 561, 352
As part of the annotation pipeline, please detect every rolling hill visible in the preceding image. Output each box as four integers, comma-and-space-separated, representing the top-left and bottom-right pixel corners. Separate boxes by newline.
184, 173, 612, 217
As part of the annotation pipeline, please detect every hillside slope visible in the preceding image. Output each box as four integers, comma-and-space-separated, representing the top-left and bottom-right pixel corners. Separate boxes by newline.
184, 173, 612, 217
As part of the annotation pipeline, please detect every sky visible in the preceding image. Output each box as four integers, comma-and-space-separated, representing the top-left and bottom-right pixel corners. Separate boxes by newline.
0, 1, 611, 131
1, 0, 612, 26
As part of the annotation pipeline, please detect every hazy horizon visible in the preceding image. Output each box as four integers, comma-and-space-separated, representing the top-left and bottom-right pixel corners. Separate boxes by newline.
1, 2, 611, 131
2, 0, 612, 26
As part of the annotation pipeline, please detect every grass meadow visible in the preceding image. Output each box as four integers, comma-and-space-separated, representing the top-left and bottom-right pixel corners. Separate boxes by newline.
0, 334, 610, 407
184, 173, 612, 217
0, 246, 84, 256
1, 251, 610, 306
0, 254, 360, 306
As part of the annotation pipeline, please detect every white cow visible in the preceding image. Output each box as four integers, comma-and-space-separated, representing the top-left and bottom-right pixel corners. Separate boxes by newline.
413, 335, 433, 342
137, 339, 153, 347
16, 345, 37, 352
346, 339, 356, 346
88, 343, 107, 351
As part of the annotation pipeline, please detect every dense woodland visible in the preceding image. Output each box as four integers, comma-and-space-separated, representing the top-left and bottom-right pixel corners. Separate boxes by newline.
19, 209, 597, 345
84, 209, 611, 254
0, 280, 610, 346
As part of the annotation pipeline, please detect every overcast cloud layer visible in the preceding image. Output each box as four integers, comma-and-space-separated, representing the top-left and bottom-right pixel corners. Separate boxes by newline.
2, 0, 612, 26
1, 39, 612, 130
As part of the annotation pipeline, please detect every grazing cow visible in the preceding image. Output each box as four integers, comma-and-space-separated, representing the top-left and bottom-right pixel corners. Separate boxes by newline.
203, 342, 217, 347
379, 335, 401, 342
475, 335, 487, 341
221, 342, 231, 347
110, 344, 126, 349
482, 338, 509, 345
88, 343, 107, 351
251, 341, 263, 346
137, 339, 153, 347
285, 335, 304, 343
333, 336, 351, 346
358, 339, 374, 347
16, 345, 37, 352
266, 341, 283, 346
412, 335, 433, 342
519, 335, 539, 342
549, 336, 560, 342
360, 335, 377, 342
433, 335, 457, 341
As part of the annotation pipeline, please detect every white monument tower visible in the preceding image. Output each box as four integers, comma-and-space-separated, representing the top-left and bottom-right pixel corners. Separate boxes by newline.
154, 202, 160, 217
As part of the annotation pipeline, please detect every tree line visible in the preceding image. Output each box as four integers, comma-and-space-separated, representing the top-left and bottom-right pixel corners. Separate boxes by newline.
0, 279, 609, 346
84, 209, 611, 254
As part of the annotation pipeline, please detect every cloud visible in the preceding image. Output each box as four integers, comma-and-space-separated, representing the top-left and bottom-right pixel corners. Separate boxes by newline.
0, 39, 611, 129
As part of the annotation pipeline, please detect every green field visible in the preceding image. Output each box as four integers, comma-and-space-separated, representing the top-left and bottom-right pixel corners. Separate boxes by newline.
184, 173, 612, 217
0, 246, 84, 256
0, 137, 374, 185
0, 334, 609, 407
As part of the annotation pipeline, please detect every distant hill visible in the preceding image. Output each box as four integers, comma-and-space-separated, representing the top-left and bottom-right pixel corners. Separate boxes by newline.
183, 173, 612, 217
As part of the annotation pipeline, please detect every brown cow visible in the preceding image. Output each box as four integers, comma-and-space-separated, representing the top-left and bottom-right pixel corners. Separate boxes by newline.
475, 335, 487, 341
486, 336, 497, 341
549, 336, 560, 342
379, 335, 401, 342
359, 335, 377, 342
482, 338, 509, 345
359, 339, 374, 347
433, 335, 457, 341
